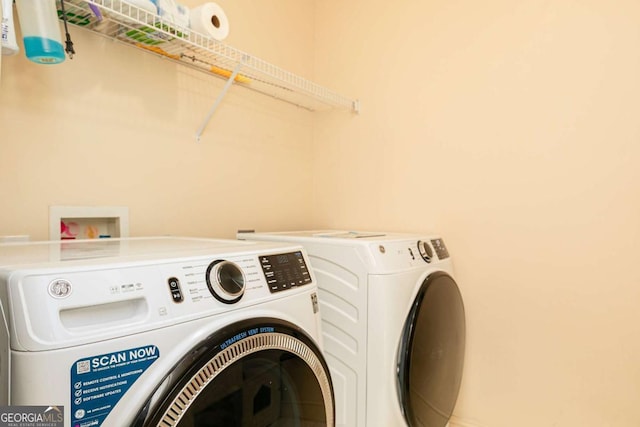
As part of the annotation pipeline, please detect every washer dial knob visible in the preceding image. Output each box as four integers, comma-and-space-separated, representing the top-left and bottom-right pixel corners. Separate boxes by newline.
417, 240, 433, 263
206, 260, 245, 304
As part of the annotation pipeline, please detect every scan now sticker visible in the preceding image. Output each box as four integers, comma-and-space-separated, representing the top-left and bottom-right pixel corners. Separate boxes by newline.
71, 345, 160, 426
0, 406, 64, 427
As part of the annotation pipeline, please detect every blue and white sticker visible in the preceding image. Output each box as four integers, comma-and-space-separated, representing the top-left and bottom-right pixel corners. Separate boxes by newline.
70, 345, 159, 427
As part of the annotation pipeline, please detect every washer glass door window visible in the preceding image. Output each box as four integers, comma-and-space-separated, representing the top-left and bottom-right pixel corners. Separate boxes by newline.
135, 319, 334, 427
397, 272, 466, 427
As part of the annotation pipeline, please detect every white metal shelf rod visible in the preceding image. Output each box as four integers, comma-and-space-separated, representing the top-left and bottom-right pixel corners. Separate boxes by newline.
195, 59, 246, 142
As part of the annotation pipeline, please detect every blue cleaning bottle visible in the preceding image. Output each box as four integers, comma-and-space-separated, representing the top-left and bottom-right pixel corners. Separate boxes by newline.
15, 0, 65, 64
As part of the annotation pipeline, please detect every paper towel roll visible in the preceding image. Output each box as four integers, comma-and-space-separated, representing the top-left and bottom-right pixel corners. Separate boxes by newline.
190, 2, 229, 41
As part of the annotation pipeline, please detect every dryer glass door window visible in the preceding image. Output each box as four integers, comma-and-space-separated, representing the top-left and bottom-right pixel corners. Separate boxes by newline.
397, 272, 465, 427
135, 319, 334, 427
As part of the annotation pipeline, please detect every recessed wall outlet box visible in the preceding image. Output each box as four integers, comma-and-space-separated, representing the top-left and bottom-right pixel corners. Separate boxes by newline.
49, 206, 129, 241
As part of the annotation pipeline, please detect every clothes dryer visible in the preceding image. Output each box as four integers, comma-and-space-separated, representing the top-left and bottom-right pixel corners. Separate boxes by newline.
237, 230, 465, 427
0, 236, 334, 427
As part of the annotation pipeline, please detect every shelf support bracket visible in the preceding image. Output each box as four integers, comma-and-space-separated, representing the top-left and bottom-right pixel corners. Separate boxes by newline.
195, 58, 246, 142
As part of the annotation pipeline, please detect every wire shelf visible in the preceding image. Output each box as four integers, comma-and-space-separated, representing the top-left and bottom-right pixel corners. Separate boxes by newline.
61, 0, 359, 114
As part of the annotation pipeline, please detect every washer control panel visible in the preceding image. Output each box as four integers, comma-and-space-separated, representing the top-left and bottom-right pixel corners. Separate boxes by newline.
4, 239, 315, 351
259, 251, 312, 293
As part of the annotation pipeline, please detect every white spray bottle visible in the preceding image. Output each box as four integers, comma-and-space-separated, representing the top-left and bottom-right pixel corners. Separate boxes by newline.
1, 0, 19, 55
15, 0, 65, 63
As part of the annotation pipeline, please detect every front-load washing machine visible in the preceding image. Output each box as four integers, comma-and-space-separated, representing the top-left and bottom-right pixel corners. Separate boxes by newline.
0, 236, 334, 426
237, 230, 465, 427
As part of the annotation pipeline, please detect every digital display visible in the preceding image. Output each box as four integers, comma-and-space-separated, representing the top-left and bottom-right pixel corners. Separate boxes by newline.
259, 251, 312, 293
276, 254, 290, 265
431, 238, 450, 259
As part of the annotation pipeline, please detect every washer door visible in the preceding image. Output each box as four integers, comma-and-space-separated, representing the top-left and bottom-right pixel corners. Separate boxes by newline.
397, 271, 465, 427
133, 318, 334, 427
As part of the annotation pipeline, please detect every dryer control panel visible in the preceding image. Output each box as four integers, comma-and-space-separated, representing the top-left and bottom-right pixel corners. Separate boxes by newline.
430, 238, 450, 259
412, 239, 450, 263
259, 251, 312, 293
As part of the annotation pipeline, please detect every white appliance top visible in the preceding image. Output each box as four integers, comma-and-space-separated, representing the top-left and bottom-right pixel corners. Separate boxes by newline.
239, 230, 434, 244
237, 230, 453, 273
0, 236, 286, 269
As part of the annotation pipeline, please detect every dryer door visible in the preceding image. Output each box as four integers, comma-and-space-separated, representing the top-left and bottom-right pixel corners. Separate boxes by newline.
397, 271, 465, 427
133, 318, 334, 427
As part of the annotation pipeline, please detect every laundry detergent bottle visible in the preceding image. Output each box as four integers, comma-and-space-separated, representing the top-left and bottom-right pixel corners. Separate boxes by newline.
15, 0, 65, 64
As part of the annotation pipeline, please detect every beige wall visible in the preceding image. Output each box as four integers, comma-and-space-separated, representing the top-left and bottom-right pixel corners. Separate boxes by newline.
313, 0, 640, 426
0, 5, 2, 81
0, 0, 315, 240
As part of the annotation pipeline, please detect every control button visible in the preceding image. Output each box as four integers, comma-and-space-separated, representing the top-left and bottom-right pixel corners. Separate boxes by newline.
417, 240, 433, 263
167, 277, 183, 303
206, 260, 245, 304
